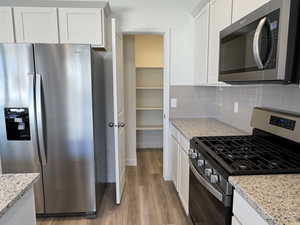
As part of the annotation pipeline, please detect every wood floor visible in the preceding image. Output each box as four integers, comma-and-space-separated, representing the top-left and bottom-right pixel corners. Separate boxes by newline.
37, 149, 191, 225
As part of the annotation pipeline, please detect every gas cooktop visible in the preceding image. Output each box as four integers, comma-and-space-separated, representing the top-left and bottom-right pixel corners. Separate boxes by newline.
192, 133, 300, 176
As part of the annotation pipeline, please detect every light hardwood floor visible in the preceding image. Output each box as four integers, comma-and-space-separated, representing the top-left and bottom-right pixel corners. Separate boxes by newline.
37, 149, 191, 225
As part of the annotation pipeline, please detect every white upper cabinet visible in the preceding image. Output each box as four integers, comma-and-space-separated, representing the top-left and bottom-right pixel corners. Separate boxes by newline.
14, 7, 59, 43
207, 0, 232, 84
194, 3, 210, 85
0, 7, 14, 43
232, 0, 270, 23
0, 2, 110, 46
58, 8, 105, 46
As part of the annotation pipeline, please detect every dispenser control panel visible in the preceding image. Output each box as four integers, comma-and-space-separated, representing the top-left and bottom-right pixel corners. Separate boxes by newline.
4, 108, 31, 140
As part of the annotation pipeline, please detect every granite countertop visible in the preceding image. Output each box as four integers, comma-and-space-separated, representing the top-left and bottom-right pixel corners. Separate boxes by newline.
0, 173, 40, 218
170, 118, 248, 139
229, 175, 300, 225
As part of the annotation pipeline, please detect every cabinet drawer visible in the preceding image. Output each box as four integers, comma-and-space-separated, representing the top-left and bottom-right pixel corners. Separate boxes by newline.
233, 190, 269, 225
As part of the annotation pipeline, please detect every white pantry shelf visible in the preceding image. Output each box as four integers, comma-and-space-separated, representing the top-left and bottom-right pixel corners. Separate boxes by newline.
136, 125, 163, 131
136, 107, 163, 111
136, 67, 163, 69
136, 86, 163, 90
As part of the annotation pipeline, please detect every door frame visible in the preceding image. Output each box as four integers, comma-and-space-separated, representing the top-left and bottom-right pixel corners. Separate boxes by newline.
122, 27, 171, 181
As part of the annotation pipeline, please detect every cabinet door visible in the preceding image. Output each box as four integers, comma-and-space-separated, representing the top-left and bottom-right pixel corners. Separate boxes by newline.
207, 0, 232, 84
179, 146, 190, 215
59, 8, 104, 45
232, 0, 270, 23
14, 7, 59, 43
0, 7, 14, 43
194, 3, 209, 85
176, 143, 181, 193
233, 190, 269, 225
232, 216, 242, 225
170, 136, 178, 189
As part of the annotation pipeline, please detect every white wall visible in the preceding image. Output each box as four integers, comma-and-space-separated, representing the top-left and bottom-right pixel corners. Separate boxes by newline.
110, 0, 196, 85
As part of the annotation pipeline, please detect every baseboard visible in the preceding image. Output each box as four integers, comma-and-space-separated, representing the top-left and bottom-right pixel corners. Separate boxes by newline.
126, 158, 137, 166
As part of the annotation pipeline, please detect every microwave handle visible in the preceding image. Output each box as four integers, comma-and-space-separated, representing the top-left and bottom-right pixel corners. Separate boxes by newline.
253, 17, 267, 69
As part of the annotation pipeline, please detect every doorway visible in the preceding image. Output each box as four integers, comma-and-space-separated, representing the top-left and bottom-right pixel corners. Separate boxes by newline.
123, 31, 170, 180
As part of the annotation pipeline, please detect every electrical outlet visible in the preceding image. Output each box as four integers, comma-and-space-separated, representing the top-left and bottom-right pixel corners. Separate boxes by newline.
171, 98, 177, 108
234, 102, 239, 113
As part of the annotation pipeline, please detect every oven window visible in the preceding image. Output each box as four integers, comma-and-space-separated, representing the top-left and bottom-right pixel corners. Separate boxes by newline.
189, 169, 231, 225
220, 10, 279, 75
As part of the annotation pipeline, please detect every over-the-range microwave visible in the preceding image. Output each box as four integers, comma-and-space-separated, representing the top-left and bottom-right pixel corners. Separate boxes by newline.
219, 0, 300, 84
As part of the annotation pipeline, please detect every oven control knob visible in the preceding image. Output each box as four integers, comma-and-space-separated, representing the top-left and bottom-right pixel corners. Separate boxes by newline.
210, 175, 219, 184
205, 168, 213, 176
197, 159, 204, 167
189, 150, 198, 159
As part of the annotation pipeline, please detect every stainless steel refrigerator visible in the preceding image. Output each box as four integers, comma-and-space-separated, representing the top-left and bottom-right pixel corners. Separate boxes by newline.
0, 44, 107, 216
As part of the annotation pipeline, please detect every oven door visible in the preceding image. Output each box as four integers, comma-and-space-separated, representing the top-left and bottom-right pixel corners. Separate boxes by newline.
189, 163, 232, 225
219, 8, 280, 82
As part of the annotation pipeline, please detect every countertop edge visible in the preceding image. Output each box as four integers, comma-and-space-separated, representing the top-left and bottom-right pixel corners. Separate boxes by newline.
170, 118, 248, 140
229, 177, 277, 225
0, 173, 40, 218
170, 119, 191, 140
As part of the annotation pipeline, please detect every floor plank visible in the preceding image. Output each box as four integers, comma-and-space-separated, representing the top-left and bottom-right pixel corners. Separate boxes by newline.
37, 149, 191, 225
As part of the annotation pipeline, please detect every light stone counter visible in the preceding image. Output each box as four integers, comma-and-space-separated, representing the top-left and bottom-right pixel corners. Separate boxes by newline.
170, 118, 248, 139
229, 175, 300, 225
0, 173, 39, 218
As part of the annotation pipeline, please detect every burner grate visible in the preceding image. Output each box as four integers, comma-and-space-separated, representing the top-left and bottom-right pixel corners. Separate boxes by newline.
194, 135, 300, 174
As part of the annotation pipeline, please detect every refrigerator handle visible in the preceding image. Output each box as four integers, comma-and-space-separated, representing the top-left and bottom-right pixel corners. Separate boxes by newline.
36, 73, 47, 166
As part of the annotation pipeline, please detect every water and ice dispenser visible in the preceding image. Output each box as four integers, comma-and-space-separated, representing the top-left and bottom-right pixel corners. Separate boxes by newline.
4, 108, 31, 140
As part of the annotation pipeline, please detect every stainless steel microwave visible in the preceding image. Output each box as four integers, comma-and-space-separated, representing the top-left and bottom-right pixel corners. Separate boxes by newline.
219, 0, 300, 83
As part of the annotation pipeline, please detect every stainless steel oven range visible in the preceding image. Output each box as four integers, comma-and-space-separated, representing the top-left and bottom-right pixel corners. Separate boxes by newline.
188, 107, 300, 225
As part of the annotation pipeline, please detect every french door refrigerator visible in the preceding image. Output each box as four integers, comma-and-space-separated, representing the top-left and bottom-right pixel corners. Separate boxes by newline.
0, 44, 106, 216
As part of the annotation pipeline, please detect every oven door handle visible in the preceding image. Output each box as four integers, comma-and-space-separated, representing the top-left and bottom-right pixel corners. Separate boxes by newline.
190, 161, 224, 202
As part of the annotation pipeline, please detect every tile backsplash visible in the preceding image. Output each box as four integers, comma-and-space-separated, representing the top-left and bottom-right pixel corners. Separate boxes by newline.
171, 85, 300, 133
170, 86, 217, 118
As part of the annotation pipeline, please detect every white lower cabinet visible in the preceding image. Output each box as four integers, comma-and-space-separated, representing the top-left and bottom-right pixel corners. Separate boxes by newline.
179, 146, 190, 215
232, 190, 268, 225
232, 216, 242, 225
170, 125, 190, 215
170, 135, 178, 189
0, 189, 36, 225
176, 143, 182, 192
